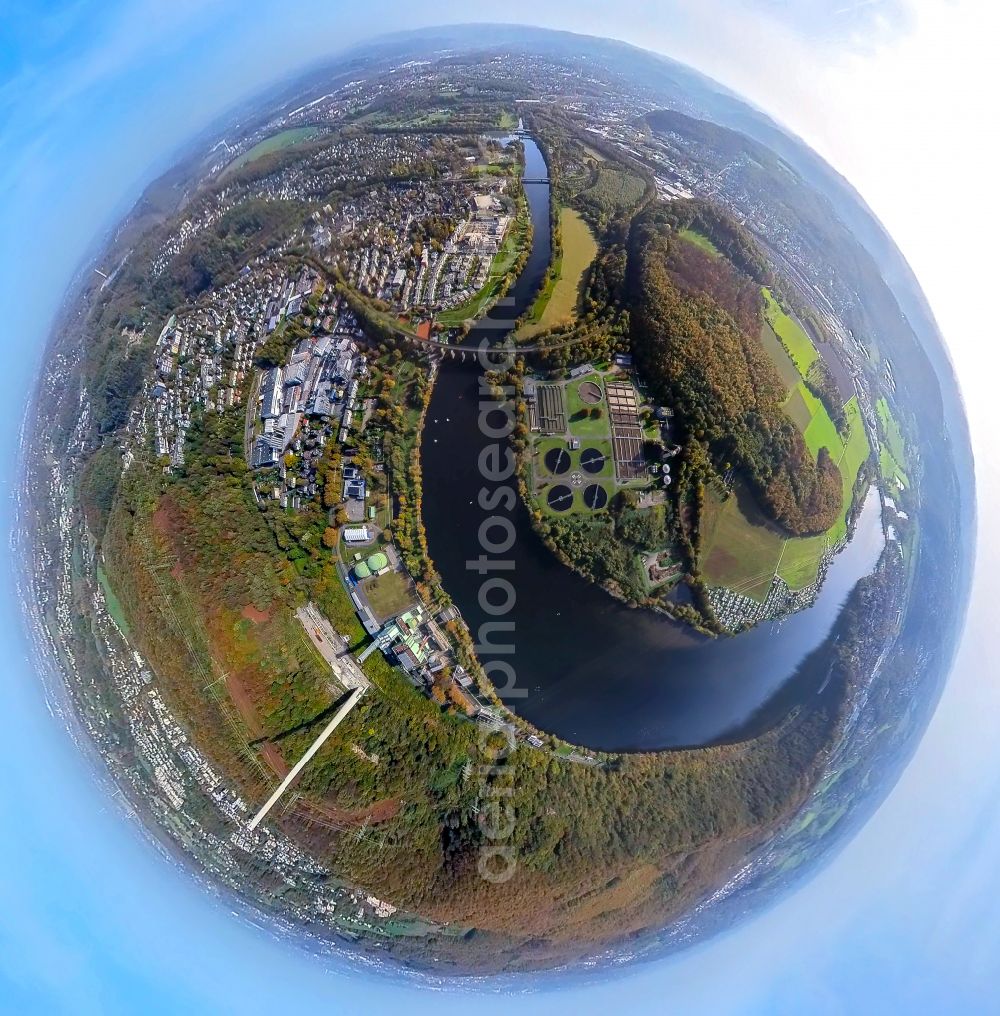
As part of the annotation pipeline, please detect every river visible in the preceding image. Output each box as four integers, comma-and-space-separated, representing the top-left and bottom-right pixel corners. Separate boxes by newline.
420, 136, 885, 752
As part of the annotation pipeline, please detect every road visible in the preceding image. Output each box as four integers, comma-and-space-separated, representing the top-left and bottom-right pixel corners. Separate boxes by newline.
243, 368, 262, 462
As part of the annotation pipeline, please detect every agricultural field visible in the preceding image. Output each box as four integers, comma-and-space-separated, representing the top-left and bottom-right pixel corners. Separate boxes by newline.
783, 384, 814, 431
760, 321, 801, 393
222, 127, 318, 176
519, 208, 598, 337
763, 288, 818, 375
701, 329, 872, 597
699, 486, 786, 601
800, 384, 842, 459
877, 397, 910, 489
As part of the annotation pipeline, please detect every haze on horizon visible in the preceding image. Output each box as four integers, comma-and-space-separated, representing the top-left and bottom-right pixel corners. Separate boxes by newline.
1, 3, 998, 1012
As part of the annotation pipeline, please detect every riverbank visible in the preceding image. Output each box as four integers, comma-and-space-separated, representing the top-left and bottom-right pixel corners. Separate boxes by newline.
420, 136, 889, 751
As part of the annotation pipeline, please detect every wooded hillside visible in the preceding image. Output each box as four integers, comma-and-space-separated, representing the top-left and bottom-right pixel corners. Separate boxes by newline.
628, 207, 842, 535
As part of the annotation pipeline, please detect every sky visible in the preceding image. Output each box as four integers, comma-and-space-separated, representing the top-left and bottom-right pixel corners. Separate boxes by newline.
1, 1, 999, 1012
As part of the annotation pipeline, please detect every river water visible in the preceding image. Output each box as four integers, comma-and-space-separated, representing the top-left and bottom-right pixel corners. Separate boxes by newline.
420, 137, 885, 752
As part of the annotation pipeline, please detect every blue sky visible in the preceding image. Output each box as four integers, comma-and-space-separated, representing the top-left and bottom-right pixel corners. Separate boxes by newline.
1, 1, 998, 1012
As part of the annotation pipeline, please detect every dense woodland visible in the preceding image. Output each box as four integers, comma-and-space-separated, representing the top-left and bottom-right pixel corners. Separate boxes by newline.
627, 206, 842, 536
50, 87, 898, 968
99, 423, 843, 967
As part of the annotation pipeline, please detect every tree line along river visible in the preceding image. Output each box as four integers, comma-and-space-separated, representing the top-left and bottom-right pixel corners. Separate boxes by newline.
419, 136, 885, 752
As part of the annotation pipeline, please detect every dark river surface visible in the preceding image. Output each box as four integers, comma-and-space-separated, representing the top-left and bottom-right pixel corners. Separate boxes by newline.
420, 137, 886, 752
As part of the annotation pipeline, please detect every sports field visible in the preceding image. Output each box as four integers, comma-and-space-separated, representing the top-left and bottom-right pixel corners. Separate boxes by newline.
520, 208, 598, 337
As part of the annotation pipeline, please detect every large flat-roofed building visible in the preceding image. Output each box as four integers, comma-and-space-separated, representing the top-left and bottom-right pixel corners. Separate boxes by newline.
343, 525, 371, 544
261, 367, 284, 419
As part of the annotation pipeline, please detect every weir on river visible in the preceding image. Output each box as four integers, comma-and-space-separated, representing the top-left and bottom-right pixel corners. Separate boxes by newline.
420, 136, 885, 752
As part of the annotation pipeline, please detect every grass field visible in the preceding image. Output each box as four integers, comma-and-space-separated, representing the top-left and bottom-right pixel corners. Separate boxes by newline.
222, 127, 318, 177
520, 208, 598, 337
362, 570, 415, 622
700, 487, 785, 600
678, 228, 720, 257
760, 321, 800, 393
471, 163, 520, 177
763, 288, 818, 375
97, 564, 131, 636
565, 375, 613, 438
876, 397, 910, 488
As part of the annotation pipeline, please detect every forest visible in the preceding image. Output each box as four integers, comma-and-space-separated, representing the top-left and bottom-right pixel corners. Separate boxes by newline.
56, 99, 881, 968
627, 206, 843, 536
98, 428, 843, 966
